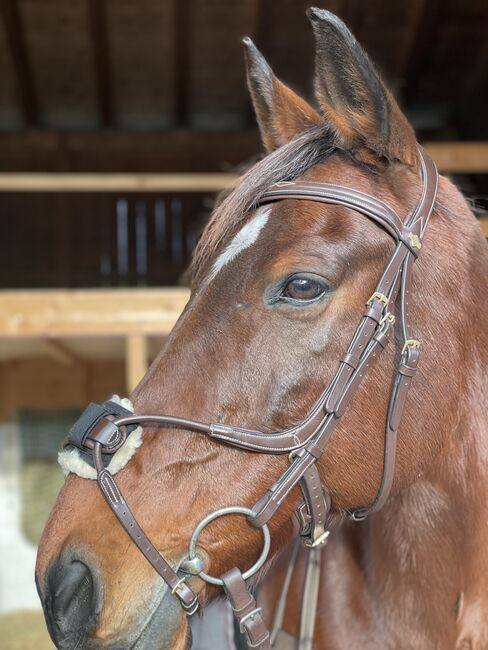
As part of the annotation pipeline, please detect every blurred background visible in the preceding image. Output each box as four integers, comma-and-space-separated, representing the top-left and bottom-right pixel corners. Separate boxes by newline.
0, 1, 487, 648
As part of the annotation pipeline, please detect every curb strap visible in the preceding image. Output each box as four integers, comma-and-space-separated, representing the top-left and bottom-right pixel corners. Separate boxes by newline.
221, 567, 271, 649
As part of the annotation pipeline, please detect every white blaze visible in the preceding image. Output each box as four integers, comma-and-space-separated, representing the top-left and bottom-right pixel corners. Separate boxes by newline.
208, 207, 271, 281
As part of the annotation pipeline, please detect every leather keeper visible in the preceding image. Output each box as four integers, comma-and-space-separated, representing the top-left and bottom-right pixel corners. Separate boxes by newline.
400, 346, 420, 375
364, 300, 385, 323
221, 567, 270, 649
85, 417, 126, 453
398, 362, 417, 378
340, 352, 361, 369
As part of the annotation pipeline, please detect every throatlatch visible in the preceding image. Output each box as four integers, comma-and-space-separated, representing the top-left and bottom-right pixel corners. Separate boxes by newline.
63, 147, 438, 648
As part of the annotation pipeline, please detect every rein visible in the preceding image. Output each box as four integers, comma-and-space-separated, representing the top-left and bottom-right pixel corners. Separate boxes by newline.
63, 147, 438, 649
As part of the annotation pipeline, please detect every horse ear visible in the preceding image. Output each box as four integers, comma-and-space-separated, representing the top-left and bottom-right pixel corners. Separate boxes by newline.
307, 8, 418, 167
243, 37, 322, 153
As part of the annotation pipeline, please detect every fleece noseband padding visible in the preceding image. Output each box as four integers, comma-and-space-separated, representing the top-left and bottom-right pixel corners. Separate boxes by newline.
58, 395, 143, 480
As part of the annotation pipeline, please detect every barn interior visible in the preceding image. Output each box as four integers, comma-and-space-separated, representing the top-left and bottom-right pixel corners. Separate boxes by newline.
0, 1, 487, 648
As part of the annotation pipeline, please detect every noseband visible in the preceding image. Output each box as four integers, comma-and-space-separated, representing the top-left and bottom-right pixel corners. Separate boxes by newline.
63, 148, 438, 648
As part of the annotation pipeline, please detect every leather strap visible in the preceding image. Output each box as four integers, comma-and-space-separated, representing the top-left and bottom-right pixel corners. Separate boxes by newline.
259, 181, 405, 242
221, 567, 271, 649
93, 444, 198, 614
298, 547, 322, 650
269, 542, 301, 645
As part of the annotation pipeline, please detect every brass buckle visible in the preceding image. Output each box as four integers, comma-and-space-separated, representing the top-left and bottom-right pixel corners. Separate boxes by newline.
401, 339, 421, 355
367, 292, 389, 307
305, 530, 330, 548
407, 233, 422, 250
380, 312, 395, 326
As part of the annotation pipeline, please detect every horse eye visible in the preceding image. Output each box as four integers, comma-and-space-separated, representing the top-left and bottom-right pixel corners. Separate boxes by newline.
283, 277, 326, 302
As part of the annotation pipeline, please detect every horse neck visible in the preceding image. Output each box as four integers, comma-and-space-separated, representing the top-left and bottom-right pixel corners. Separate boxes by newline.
362, 186, 488, 641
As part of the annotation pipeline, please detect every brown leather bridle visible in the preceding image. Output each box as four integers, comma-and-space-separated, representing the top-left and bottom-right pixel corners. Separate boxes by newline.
63, 147, 438, 649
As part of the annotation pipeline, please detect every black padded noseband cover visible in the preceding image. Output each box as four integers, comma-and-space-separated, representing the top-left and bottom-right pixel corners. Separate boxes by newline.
64, 400, 137, 469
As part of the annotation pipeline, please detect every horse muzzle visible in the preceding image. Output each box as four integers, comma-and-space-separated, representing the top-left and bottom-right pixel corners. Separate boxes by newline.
37, 556, 101, 649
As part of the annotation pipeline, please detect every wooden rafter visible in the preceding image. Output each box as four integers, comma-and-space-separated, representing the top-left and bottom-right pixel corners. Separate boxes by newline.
0, 129, 261, 172
87, 0, 112, 126
0, 142, 486, 192
0, 131, 487, 175
173, 0, 190, 127
0, 0, 38, 125
401, 0, 443, 106
395, 0, 427, 81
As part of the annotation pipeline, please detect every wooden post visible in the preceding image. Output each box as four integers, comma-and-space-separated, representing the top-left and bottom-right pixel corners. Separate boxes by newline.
125, 333, 148, 393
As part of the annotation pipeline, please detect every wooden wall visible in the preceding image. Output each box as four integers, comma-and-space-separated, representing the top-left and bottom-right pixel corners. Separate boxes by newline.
0, 357, 125, 420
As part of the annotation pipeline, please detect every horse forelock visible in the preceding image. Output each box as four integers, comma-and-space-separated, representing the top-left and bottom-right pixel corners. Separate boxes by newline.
191, 124, 335, 282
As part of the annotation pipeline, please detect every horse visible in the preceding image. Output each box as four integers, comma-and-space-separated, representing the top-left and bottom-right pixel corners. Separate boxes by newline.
36, 7, 488, 650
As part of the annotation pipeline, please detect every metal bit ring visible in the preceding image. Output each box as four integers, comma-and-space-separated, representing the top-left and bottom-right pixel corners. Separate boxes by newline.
187, 506, 271, 586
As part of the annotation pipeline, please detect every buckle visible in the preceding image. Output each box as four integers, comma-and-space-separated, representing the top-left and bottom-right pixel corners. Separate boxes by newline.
367, 292, 389, 307
304, 529, 330, 548
380, 312, 395, 326
172, 578, 199, 616
401, 339, 421, 355
349, 507, 368, 522
407, 233, 422, 250
239, 607, 263, 634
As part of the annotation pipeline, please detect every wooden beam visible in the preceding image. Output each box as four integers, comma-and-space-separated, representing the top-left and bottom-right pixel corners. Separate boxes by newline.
87, 0, 112, 126
479, 217, 488, 238
0, 172, 237, 192
0, 0, 38, 125
0, 142, 486, 191
0, 129, 261, 172
423, 142, 488, 174
125, 334, 148, 392
0, 288, 190, 338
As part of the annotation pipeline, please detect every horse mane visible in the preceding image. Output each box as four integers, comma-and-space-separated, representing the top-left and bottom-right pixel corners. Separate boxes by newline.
191, 123, 335, 280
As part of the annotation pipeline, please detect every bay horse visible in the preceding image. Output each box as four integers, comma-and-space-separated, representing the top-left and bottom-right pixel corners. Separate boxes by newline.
36, 8, 488, 650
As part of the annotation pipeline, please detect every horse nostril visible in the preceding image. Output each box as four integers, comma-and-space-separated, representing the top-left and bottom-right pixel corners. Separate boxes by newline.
41, 559, 101, 647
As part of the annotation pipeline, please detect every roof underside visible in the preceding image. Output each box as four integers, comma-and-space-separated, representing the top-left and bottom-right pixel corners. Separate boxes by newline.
0, 0, 486, 140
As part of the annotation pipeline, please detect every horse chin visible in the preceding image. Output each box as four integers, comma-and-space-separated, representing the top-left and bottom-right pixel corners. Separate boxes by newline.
82, 584, 191, 650
115, 585, 191, 650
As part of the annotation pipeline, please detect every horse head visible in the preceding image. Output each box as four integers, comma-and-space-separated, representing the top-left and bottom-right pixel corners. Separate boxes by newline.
36, 8, 487, 649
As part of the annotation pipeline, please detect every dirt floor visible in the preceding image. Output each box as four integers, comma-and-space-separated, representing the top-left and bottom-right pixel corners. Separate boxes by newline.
0, 610, 55, 650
